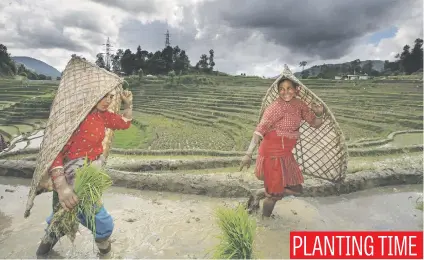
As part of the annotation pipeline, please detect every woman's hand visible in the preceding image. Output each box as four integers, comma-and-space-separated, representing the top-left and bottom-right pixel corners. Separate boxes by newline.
51, 169, 78, 211
239, 154, 252, 171
311, 103, 324, 116
120, 90, 133, 107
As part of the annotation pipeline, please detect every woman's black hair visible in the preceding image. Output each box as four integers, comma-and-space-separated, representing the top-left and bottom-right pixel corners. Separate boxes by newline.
277, 78, 298, 91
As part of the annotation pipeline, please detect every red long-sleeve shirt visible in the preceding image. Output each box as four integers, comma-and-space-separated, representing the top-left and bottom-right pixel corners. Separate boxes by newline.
255, 98, 316, 139
50, 111, 131, 170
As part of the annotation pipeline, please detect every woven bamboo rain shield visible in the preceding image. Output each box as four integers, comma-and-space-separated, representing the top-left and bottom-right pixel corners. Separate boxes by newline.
258, 64, 348, 183
24, 56, 124, 218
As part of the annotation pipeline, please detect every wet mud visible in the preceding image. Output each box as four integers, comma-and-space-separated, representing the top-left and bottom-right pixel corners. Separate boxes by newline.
0, 176, 422, 259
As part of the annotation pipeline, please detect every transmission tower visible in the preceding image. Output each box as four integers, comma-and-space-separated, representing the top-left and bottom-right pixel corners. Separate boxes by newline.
102, 37, 113, 71
165, 30, 170, 47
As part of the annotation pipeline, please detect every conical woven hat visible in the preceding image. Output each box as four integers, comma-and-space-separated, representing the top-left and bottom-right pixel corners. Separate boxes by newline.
259, 64, 348, 183
24, 56, 124, 218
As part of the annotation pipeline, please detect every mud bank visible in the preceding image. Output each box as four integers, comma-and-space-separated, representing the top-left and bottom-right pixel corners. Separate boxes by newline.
106, 168, 424, 197
0, 178, 422, 259
1, 144, 423, 159
0, 158, 422, 198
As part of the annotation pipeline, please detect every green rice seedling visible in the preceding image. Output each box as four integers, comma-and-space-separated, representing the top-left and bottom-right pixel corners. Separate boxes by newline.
47, 160, 113, 242
211, 205, 257, 259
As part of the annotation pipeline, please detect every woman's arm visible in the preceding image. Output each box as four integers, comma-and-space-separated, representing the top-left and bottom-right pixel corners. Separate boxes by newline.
244, 104, 280, 156
102, 90, 133, 130
49, 139, 73, 172
121, 90, 133, 121
311, 116, 324, 128
245, 133, 262, 156
122, 102, 132, 121
301, 101, 324, 129
102, 111, 132, 130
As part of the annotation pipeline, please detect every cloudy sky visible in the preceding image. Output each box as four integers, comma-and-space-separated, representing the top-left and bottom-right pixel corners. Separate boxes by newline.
1, 0, 422, 77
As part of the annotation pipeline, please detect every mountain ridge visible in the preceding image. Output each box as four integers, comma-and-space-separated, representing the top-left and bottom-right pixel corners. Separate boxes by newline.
292, 60, 385, 78
11, 56, 61, 78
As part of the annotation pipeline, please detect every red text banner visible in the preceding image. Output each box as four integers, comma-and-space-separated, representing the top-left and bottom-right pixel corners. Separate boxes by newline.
290, 231, 423, 259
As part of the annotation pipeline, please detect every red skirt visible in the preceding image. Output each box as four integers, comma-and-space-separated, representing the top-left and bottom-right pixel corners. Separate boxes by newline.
255, 130, 304, 199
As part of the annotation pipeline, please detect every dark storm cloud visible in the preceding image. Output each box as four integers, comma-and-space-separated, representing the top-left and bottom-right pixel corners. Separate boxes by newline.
118, 19, 170, 50
193, 0, 414, 59
7, 8, 109, 52
118, 18, 206, 55
58, 11, 104, 33
13, 19, 87, 51
89, 0, 159, 15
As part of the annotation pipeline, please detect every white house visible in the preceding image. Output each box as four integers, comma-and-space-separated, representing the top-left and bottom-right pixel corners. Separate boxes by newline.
346, 73, 369, 80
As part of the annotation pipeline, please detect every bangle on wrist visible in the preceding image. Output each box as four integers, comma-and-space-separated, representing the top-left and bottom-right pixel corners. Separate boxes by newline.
50, 169, 64, 181
51, 173, 64, 181
315, 112, 324, 119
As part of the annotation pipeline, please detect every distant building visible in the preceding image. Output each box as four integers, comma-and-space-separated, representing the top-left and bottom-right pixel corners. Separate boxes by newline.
335, 75, 348, 80
346, 73, 369, 80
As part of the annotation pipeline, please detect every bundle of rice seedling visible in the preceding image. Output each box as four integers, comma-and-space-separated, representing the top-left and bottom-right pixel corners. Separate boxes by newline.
212, 205, 257, 259
47, 161, 113, 242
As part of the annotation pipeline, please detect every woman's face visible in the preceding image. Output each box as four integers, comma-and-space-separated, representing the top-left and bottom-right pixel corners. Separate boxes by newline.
278, 80, 296, 102
96, 93, 114, 111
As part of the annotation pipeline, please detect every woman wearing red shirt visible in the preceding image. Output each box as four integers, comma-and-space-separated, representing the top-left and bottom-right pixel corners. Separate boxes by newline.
36, 89, 133, 257
240, 78, 324, 218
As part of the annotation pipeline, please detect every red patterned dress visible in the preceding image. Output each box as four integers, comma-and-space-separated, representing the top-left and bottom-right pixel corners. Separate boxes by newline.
50, 110, 131, 171
254, 97, 316, 199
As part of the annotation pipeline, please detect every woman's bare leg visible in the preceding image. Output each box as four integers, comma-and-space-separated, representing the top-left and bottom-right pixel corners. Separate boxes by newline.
262, 185, 303, 217
262, 197, 278, 217
284, 184, 303, 196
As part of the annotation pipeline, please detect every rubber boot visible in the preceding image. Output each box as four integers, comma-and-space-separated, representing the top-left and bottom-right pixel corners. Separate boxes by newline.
96, 237, 112, 256
36, 231, 62, 256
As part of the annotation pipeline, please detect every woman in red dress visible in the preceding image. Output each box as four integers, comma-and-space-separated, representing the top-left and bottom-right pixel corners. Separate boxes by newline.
240, 78, 324, 217
36, 89, 133, 256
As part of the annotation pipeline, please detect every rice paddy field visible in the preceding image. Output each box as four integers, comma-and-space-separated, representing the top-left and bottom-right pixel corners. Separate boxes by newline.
0, 79, 57, 139
0, 75, 422, 175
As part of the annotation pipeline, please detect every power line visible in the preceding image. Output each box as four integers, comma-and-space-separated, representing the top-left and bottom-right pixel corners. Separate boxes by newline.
102, 37, 113, 71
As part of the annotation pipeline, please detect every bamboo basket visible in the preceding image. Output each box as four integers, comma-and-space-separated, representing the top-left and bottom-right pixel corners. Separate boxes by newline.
24, 56, 124, 218
258, 64, 348, 183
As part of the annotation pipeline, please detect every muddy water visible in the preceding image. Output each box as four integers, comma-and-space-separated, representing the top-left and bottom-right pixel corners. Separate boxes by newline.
0, 176, 422, 259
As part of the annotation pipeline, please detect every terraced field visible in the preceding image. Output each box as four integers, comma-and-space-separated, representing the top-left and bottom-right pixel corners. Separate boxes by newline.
128, 77, 423, 150
0, 79, 57, 140
0, 76, 422, 175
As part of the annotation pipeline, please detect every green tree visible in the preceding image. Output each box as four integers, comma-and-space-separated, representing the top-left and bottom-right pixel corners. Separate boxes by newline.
410, 38, 423, 73
209, 49, 215, 72
161, 46, 174, 73
147, 51, 166, 74
173, 49, 190, 74
350, 59, 361, 74
95, 53, 105, 68
362, 61, 373, 75
299, 61, 307, 70
0, 44, 17, 76
120, 49, 136, 75
299, 61, 307, 78
398, 45, 412, 73
196, 54, 209, 72
111, 49, 124, 73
